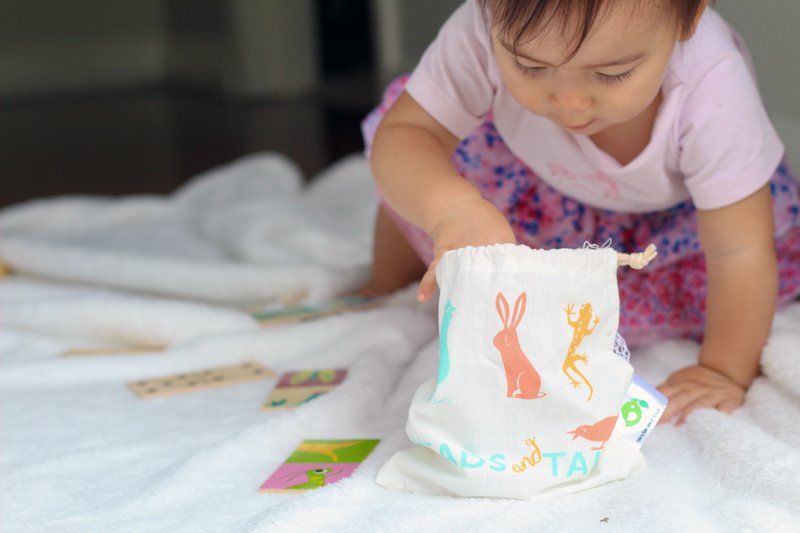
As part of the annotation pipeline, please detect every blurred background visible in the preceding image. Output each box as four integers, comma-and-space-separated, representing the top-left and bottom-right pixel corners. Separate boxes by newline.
1, 0, 798, 208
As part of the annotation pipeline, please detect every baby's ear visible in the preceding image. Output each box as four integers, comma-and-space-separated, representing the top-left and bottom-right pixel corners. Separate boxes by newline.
679, 0, 710, 41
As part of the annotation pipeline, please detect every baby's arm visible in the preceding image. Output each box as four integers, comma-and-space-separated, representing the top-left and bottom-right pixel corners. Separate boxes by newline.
371, 91, 477, 235
697, 184, 776, 387
659, 184, 776, 424
371, 92, 517, 301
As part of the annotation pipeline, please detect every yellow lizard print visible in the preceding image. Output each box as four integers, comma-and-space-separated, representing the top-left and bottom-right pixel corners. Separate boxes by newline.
563, 303, 599, 401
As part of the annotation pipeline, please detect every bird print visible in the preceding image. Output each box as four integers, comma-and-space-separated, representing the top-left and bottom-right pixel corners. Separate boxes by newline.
566, 416, 618, 450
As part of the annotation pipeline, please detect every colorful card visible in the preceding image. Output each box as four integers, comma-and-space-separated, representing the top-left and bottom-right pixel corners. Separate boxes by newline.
129, 361, 274, 399
252, 295, 381, 327
613, 374, 668, 447
277, 368, 347, 388
262, 368, 347, 410
259, 439, 379, 493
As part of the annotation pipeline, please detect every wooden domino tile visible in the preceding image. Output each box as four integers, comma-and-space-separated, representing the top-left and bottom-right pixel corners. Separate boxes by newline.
63, 346, 164, 357
128, 361, 274, 399
253, 296, 383, 328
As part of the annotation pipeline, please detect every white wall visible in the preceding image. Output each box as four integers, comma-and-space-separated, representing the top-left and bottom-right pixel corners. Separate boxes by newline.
715, 1, 800, 120
715, 1, 800, 161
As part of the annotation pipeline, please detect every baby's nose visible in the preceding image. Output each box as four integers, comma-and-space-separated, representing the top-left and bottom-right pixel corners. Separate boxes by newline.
550, 89, 592, 113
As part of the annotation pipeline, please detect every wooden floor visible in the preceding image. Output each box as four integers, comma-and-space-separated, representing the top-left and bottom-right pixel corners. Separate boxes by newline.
0, 82, 376, 208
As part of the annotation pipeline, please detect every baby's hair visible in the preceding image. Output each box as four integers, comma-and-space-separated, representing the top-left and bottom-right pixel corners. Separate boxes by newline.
480, 0, 708, 60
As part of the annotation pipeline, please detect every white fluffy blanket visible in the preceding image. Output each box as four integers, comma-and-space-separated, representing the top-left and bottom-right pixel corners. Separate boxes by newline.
1, 154, 799, 532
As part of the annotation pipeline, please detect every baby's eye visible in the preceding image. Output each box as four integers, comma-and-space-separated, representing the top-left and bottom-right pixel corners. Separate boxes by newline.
597, 69, 634, 84
515, 62, 547, 77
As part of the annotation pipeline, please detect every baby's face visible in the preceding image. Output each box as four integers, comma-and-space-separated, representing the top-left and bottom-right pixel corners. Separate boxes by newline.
491, 2, 686, 136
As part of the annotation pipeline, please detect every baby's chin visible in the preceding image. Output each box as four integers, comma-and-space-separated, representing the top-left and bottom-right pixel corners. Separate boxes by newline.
559, 115, 639, 137
557, 119, 607, 136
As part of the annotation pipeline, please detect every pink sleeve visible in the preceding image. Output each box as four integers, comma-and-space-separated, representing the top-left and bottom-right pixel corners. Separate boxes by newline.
679, 53, 784, 210
405, 0, 495, 139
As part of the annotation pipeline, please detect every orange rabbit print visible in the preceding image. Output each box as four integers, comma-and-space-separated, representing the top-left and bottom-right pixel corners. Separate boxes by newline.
493, 292, 545, 400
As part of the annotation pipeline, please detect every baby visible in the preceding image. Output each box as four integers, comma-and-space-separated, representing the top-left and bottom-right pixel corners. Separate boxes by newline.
360, 0, 800, 425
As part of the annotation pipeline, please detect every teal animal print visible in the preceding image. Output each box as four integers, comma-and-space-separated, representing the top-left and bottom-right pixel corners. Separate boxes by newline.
429, 300, 455, 404
437, 300, 455, 385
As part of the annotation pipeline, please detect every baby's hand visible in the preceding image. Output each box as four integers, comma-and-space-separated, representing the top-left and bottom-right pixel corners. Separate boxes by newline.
418, 196, 516, 302
657, 364, 745, 425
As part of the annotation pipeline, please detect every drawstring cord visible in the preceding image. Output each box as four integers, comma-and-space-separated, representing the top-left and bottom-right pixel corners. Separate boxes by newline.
582, 238, 613, 250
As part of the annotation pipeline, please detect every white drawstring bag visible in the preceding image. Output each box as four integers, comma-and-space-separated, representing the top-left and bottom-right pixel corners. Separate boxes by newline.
376, 244, 645, 499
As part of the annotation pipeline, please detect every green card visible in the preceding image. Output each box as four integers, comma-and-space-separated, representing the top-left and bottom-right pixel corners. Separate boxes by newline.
285, 439, 380, 463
